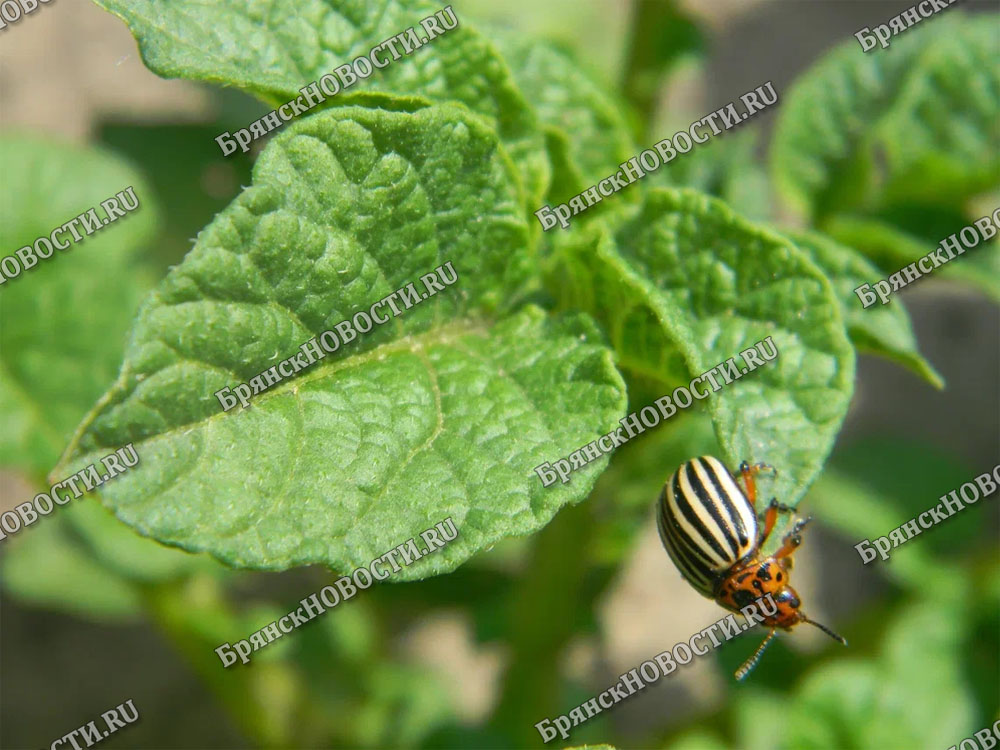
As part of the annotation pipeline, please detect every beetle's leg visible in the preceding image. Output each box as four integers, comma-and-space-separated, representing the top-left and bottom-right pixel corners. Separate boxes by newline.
774, 516, 811, 559
738, 461, 777, 511
759, 498, 795, 547
761, 499, 778, 542
738, 461, 757, 506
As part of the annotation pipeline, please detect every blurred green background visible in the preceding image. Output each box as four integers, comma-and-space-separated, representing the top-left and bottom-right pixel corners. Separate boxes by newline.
1, 1, 997, 749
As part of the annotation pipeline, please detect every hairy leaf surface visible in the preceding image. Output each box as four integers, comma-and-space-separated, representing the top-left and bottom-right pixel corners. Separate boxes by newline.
496, 33, 635, 203
94, 0, 549, 205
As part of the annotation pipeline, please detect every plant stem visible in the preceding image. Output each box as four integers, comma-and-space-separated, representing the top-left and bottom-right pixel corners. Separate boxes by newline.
141, 575, 302, 748
621, 0, 703, 140
489, 501, 596, 747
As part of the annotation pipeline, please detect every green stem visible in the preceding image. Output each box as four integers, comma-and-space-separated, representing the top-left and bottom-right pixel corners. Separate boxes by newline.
490, 501, 596, 747
621, 0, 703, 140
141, 575, 303, 748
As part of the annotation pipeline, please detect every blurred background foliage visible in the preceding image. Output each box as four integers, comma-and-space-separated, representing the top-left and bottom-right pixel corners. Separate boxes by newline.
1, 1, 997, 749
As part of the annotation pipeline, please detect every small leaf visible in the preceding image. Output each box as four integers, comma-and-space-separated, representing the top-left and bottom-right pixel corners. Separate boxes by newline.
784, 229, 943, 388
771, 13, 999, 221
0, 137, 158, 475
93, 0, 550, 205
495, 34, 635, 203
60, 106, 626, 576
548, 188, 855, 510
731, 689, 798, 750
789, 603, 976, 750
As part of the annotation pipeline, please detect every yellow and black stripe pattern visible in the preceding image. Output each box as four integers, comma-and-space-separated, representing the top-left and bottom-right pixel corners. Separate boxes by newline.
657, 456, 758, 597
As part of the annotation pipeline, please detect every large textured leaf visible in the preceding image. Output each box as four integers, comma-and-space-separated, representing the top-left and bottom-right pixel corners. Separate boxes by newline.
58, 106, 626, 576
548, 189, 854, 511
495, 33, 635, 204
0, 137, 158, 475
771, 13, 999, 220
785, 230, 942, 388
93, 0, 549, 206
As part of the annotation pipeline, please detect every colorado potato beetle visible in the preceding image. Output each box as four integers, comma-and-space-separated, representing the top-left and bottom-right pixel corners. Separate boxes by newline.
656, 455, 846, 680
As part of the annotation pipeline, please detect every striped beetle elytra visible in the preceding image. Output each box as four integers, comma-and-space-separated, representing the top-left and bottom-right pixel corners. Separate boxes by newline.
657, 456, 846, 680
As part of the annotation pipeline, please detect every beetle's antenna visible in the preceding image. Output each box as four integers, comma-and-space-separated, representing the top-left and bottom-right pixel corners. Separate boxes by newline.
735, 629, 777, 681
801, 616, 847, 645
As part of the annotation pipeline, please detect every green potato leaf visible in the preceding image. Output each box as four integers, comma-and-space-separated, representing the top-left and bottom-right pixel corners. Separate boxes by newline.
547, 188, 855, 511
771, 13, 999, 221
93, 0, 549, 206
58, 105, 626, 576
876, 18, 1000, 207
784, 229, 943, 388
0, 137, 158, 476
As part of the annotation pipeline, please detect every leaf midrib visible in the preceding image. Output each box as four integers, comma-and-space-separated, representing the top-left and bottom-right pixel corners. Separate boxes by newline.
56, 317, 488, 474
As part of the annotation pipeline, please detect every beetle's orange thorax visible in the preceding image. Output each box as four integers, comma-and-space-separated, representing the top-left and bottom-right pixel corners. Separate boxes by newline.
715, 557, 803, 629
